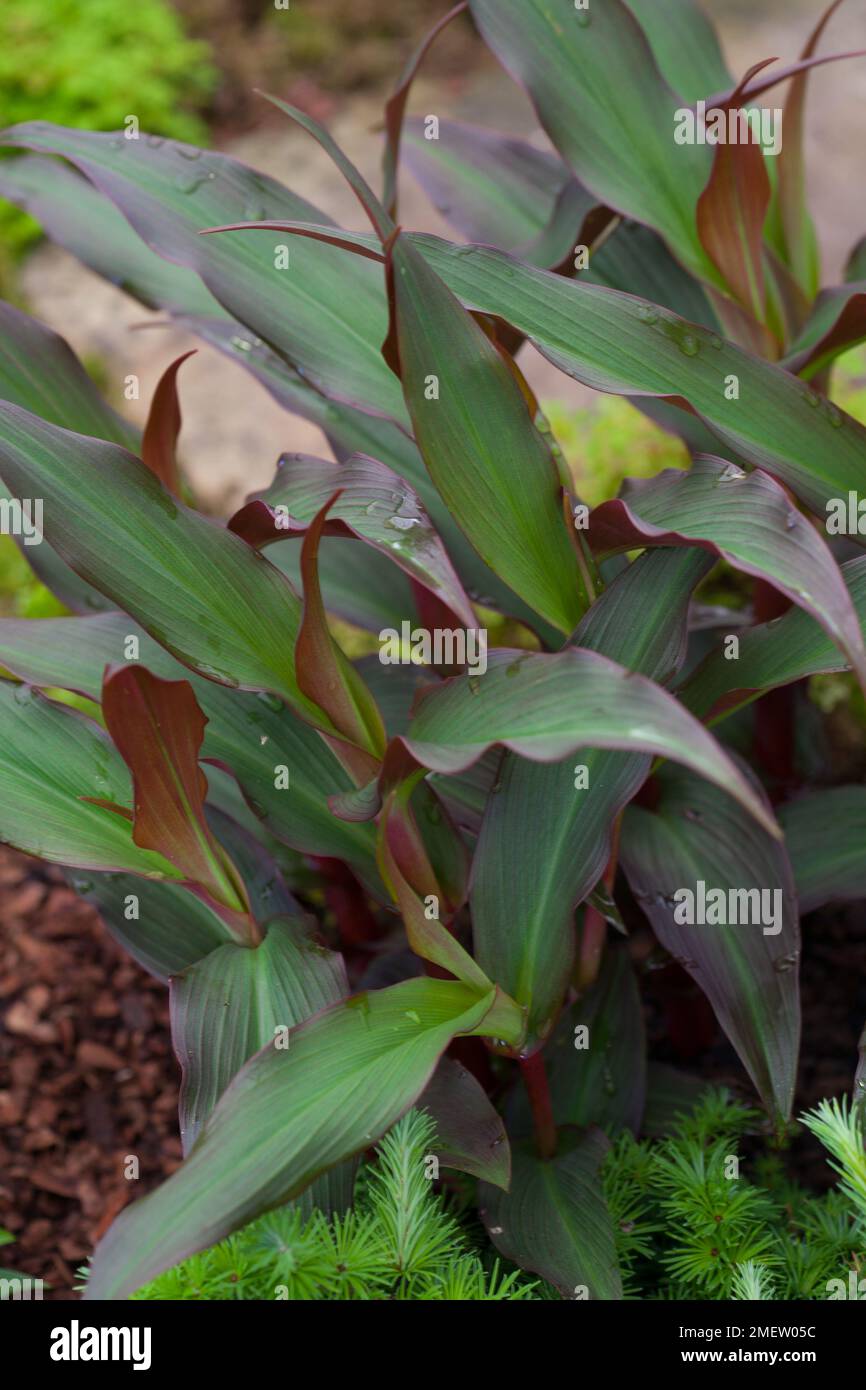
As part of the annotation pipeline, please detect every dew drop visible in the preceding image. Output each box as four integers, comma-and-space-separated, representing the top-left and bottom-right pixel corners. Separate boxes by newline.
637, 305, 659, 325
386, 515, 422, 531
678, 333, 699, 357
177, 145, 203, 161
256, 690, 283, 713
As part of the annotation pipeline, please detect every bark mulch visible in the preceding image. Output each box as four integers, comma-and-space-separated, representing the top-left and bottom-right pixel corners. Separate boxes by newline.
0, 849, 181, 1300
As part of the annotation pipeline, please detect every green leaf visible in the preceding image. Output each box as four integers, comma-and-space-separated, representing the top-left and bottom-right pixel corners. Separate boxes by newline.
402, 115, 573, 256
545, 947, 646, 1135
783, 281, 866, 378
65, 868, 236, 982
589, 455, 866, 689
468, 0, 719, 287
271, 535, 416, 633
231, 451, 475, 627
0, 154, 218, 316
85, 977, 506, 1299
471, 549, 711, 1048
480, 1129, 621, 1300
626, 0, 733, 103
171, 918, 348, 1151
0, 613, 381, 887
419, 1056, 511, 1189
0, 403, 329, 728
779, 786, 866, 913
679, 556, 866, 721
400, 647, 780, 838
0, 124, 407, 426
619, 764, 800, 1120
412, 236, 866, 519
0, 153, 562, 641
0, 300, 136, 447
0, 681, 180, 880
388, 232, 587, 633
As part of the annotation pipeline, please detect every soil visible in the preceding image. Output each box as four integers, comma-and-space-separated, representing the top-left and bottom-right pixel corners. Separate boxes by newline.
2, 842, 864, 1297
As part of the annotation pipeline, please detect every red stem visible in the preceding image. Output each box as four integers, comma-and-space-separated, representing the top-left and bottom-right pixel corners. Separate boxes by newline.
520, 1051, 557, 1160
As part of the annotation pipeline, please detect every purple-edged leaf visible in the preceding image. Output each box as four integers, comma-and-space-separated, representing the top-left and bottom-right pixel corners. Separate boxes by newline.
847, 236, 866, 284
65, 869, 235, 982
0, 613, 381, 887
784, 281, 866, 378
545, 947, 646, 1135
204, 807, 301, 926
0, 403, 332, 729
468, 0, 719, 287
480, 1129, 620, 1300
408, 236, 866, 519
779, 787, 866, 914
419, 1055, 510, 1189
101, 666, 249, 919
172, 918, 348, 1151
0, 681, 179, 880
0, 300, 136, 447
620, 764, 800, 1120
388, 232, 587, 634
589, 455, 866, 689
402, 115, 578, 258
400, 648, 780, 838
141, 350, 195, 494
231, 452, 475, 627
0, 154, 218, 317
0, 124, 407, 427
85, 978, 508, 1299
0, 300, 134, 613
470, 549, 711, 1048
679, 556, 866, 721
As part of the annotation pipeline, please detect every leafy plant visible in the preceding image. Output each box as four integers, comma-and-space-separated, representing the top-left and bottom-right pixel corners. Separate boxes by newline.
1, 0, 866, 1301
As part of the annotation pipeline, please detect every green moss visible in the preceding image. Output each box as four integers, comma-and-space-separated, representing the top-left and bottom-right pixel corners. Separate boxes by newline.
0, 0, 216, 256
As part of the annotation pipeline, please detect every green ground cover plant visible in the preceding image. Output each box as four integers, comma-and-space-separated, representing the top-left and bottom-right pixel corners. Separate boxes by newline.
0, 0, 865, 1300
